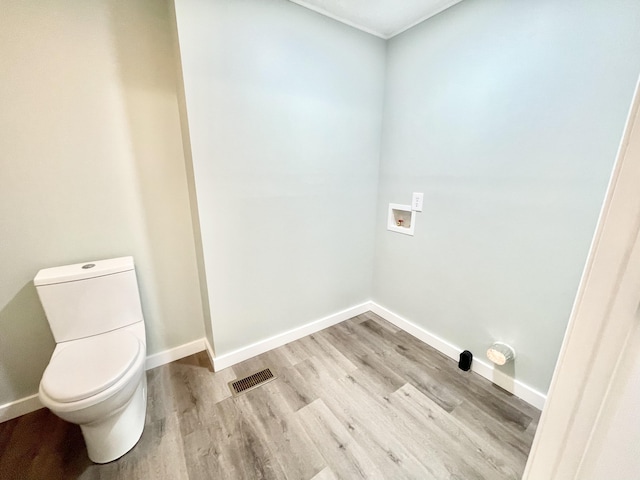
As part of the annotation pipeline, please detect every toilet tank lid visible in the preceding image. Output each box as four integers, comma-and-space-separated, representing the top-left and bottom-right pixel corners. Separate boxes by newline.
34, 256, 135, 286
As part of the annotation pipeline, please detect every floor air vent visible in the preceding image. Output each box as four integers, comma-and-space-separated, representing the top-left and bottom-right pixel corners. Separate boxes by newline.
229, 368, 277, 396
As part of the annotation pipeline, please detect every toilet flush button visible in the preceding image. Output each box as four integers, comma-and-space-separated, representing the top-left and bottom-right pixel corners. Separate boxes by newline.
82, 263, 95, 269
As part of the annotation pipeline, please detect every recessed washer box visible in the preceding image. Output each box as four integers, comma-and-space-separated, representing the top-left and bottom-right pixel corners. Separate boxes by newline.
387, 203, 415, 236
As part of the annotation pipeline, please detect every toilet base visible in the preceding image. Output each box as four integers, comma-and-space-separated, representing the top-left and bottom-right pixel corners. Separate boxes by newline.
82, 375, 147, 464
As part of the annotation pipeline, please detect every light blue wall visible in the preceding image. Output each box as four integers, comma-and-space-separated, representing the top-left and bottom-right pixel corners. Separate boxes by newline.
174, 0, 386, 355
373, 0, 640, 392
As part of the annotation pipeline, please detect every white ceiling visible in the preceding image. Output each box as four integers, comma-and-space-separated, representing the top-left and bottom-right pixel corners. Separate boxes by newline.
289, 0, 463, 39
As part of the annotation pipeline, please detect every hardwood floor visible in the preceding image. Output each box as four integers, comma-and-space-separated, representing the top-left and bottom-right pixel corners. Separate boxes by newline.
0, 312, 540, 479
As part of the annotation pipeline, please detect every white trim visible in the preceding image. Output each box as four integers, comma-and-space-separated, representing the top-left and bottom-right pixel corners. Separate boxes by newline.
2, 298, 546, 422
3, 299, 546, 423
288, 0, 462, 40
386, 0, 463, 39
209, 300, 545, 407
370, 302, 547, 410
0, 394, 43, 423
144, 338, 206, 370
211, 302, 371, 371
204, 336, 215, 369
287, 1, 386, 39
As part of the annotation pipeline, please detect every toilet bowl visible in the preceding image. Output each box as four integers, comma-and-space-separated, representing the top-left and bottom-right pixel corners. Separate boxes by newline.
34, 257, 148, 464
39, 328, 147, 463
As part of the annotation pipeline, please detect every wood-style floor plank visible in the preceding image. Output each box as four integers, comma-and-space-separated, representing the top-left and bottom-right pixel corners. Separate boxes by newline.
297, 399, 385, 480
0, 312, 540, 479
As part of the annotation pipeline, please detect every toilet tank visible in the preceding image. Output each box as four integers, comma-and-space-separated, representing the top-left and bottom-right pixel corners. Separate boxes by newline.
34, 257, 144, 343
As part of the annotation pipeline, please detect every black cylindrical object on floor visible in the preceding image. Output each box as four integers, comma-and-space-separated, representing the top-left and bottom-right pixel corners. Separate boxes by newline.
459, 350, 473, 371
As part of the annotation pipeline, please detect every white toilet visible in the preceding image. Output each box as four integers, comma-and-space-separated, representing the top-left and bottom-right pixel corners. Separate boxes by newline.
34, 256, 148, 464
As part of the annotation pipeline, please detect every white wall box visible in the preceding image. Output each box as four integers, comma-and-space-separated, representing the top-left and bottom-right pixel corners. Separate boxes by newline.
387, 203, 416, 236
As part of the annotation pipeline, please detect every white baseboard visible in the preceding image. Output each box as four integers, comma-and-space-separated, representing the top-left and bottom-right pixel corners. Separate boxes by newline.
2, 301, 545, 423
369, 302, 547, 410
145, 338, 206, 370
0, 394, 43, 424
1, 338, 208, 424
204, 337, 215, 368
211, 302, 371, 371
